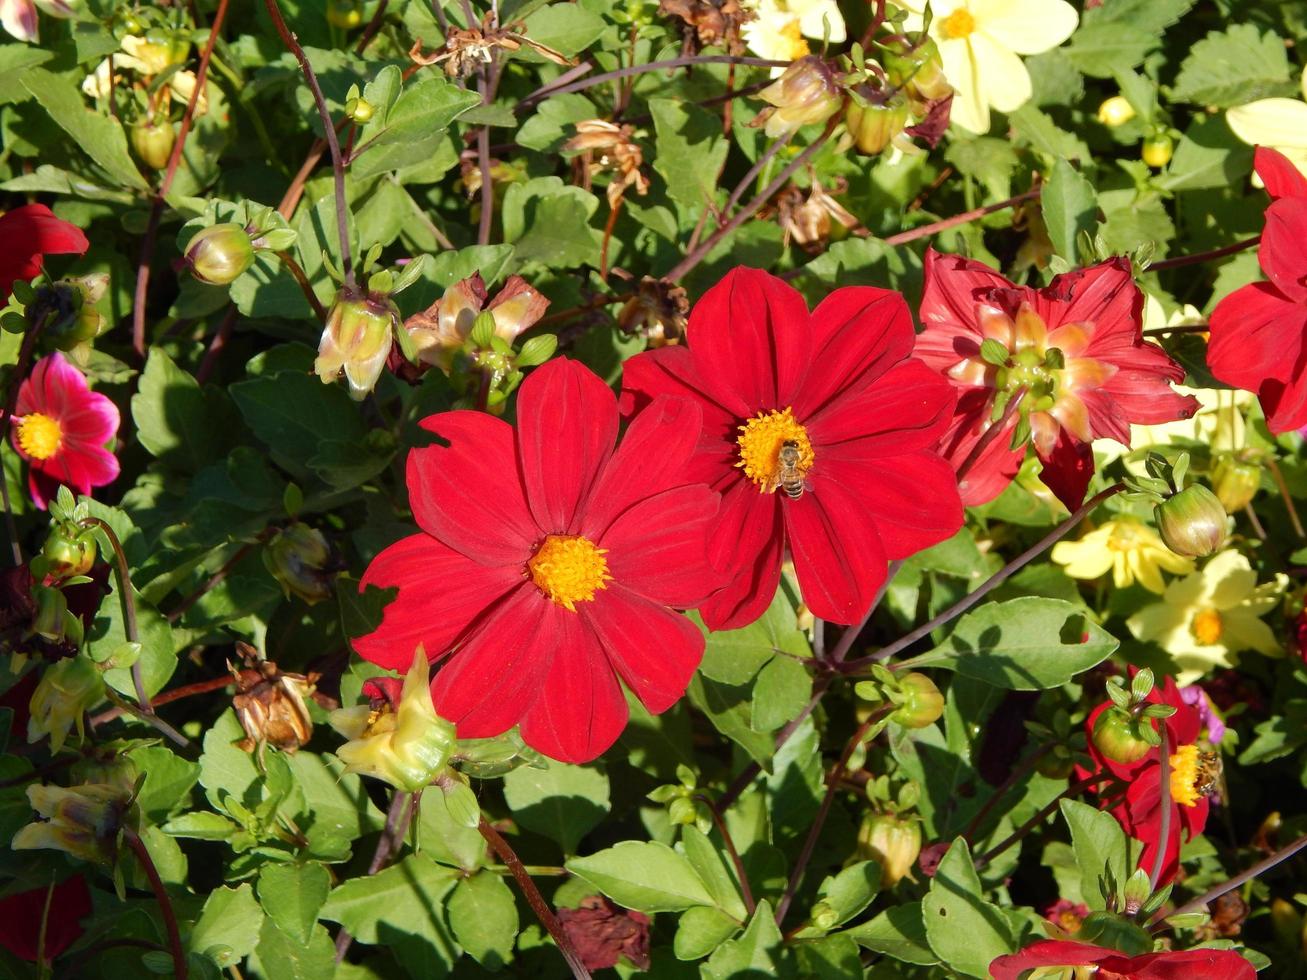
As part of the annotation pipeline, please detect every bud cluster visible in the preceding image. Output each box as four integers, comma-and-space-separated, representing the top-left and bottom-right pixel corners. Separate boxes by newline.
646, 765, 713, 834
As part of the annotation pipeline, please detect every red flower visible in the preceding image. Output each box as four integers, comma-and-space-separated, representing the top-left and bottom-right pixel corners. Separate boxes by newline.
914, 250, 1196, 510
620, 267, 962, 630
1078, 676, 1210, 886
1207, 151, 1307, 434
353, 358, 720, 763
8, 353, 120, 509
990, 940, 1254, 980
0, 204, 88, 299
0, 875, 92, 963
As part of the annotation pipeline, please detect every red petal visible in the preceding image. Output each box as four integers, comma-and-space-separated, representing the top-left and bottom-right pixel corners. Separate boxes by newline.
1255, 146, 1307, 202
619, 344, 747, 436
936, 389, 1024, 506
584, 583, 703, 713
1208, 281, 1305, 392
0, 205, 89, 298
409, 410, 538, 564
793, 286, 914, 417
989, 941, 1116, 980
1131, 948, 1255, 980
519, 612, 628, 763
1259, 198, 1307, 304
516, 358, 618, 534
820, 450, 963, 560
597, 483, 721, 607
1037, 256, 1140, 334
0, 876, 92, 963
917, 248, 1014, 345
1036, 429, 1095, 512
699, 481, 784, 631
353, 534, 523, 670
805, 359, 956, 452
686, 266, 812, 410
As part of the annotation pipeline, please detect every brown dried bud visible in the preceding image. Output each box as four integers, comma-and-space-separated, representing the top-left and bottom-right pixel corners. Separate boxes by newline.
231, 644, 318, 756
616, 276, 689, 347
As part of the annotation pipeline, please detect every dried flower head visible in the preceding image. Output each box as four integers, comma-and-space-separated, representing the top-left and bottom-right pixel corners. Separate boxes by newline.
659, 0, 751, 55
771, 176, 860, 251
409, 17, 574, 79
616, 275, 690, 347
564, 120, 650, 210
230, 643, 319, 758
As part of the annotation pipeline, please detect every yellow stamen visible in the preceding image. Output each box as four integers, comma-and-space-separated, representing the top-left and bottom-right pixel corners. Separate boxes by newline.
1106, 521, 1144, 551
16, 413, 62, 461
1191, 608, 1223, 645
779, 19, 810, 59
1169, 743, 1202, 808
940, 7, 976, 39
528, 535, 611, 611
735, 407, 814, 493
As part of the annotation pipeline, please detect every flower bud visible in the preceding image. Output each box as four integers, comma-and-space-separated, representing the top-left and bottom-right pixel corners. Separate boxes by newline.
346, 95, 374, 122
130, 119, 175, 171
890, 672, 944, 729
41, 522, 97, 581
326, 0, 363, 27
31, 584, 69, 639
316, 292, 398, 399
263, 523, 337, 604
845, 90, 910, 156
810, 900, 840, 931
751, 56, 841, 140
330, 648, 456, 792
1091, 706, 1153, 765
185, 223, 256, 286
667, 795, 698, 826
28, 656, 103, 752
13, 782, 131, 865
883, 35, 950, 103
29, 275, 108, 350
1142, 133, 1173, 169
1154, 484, 1227, 558
1096, 95, 1136, 127
121, 33, 191, 75
1211, 453, 1261, 513
857, 813, 922, 888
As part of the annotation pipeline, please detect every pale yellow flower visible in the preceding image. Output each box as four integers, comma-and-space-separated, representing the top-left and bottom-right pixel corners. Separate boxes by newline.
741, 0, 846, 67
1127, 550, 1286, 684
1051, 517, 1193, 594
1226, 67, 1307, 182
899, 0, 1077, 134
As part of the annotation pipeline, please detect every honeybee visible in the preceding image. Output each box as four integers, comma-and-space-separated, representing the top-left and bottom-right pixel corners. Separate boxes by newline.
1194, 751, 1223, 798
773, 439, 808, 500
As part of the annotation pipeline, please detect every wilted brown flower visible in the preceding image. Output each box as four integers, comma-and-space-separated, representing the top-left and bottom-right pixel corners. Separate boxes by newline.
1195, 891, 1250, 940
564, 120, 650, 210
659, 0, 751, 55
230, 644, 318, 757
616, 275, 689, 347
557, 896, 651, 971
410, 18, 575, 79
771, 176, 861, 252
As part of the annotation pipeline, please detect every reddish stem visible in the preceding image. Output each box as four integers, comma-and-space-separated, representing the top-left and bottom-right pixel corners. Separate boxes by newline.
125, 828, 187, 979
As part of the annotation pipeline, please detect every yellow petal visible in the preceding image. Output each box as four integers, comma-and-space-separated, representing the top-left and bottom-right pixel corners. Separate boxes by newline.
794, 0, 846, 43
1226, 98, 1307, 151
969, 29, 1033, 114
939, 37, 989, 134
970, 0, 1078, 54
1220, 613, 1281, 656
1204, 551, 1257, 609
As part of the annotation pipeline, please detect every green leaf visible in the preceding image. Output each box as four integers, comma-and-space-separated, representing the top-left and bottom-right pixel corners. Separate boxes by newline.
687, 673, 774, 768
702, 901, 783, 979
161, 811, 240, 841
1008, 105, 1089, 163
416, 782, 488, 870
320, 854, 461, 946
189, 884, 266, 967
817, 861, 880, 928
446, 872, 520, 969
681, 826, 747, 921
651, 98, 730, 217
1157, 116, 1255, 193
1042, 158, 1097, 263
89, 584, 177, 699
20, 68, 149, 189
1171, 24, 1295, 108
750, 653, 812, 733
697, 589, 810, 685
520, 3, 608, 56
909, 597, 1118, 690
501, 177, 601, 268
230, 370, 369, 481
1061, 799, 1135, 911
131, 348, 240, 471
922, 839, 1014, 978
843, 903, 938, 965
349, 76, 481, 179
674, 906, 740, 960
567, 840, 717, 912
502, 759, 610, 854
249, 921, 337, 980
0, 45, 53, 106
257, 863, 331, 947
128, 746, 200, 823
517, 93, 599, 153
1066, 0, 1194, 77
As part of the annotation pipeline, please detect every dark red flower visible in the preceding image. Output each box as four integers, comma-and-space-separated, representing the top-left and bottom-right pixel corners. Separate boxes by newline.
354, 358, 720, 763
990, 940, 1254, 980
1077, 676, 1210, 885
556, 895, 651, 971
7, 353, 120, 509
1043, 898, 1090, 933
0, 204, 88, 299
1208, 152, 1307, 434
0, 876, 92, 963
620, 266, 962, 630
914, 250, 1196, 510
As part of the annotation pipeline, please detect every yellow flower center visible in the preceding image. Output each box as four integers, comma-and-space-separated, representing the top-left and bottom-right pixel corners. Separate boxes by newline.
1191, 608, 1223, 645
736, 407, 814, 493
1168, 744, 1203, 808
779, 19, 810, 59
1106, 521, 1144, 551
528, 535, 611, 611
17, 413, 62, 461
941, 6, 976, 39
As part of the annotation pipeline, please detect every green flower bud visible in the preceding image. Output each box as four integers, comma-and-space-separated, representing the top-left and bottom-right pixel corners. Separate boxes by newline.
810, 900, 840, 931
667, 795, 698, 826
890, 672, 944, 729
844, 90, 910, 156
1211, 453, 1261, 513
41, 522, 97, 580
346, 96, 374, 122
1142, 133, 1173, 168
315, 291, 398, 400
29, 274, 108, 350
185, 223, 257, 286
1091, 705, 1154, 765
28, 656, 104, 752
1096, 95, 1136, 127
856, 813, 922, 888
1154, 484, 1227, 559
883, 35, 950, 103
326, 0, 363, 28
752, 56, 842, 140
13, 782, 131, 866
263, 523, 337, 604
130, 118, 175, 171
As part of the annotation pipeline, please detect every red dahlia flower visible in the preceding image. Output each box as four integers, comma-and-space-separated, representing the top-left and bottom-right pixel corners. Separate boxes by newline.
1078, 676, 1210, 886
0, 875, 92, 963
1207, 150, 1307, 433
7, 353, 120, 509
914, 249, 1197, 510
620, 267, 963, 630
354, 358, 720, 763
0, 204, 88, 298
990, 940, 1254, 980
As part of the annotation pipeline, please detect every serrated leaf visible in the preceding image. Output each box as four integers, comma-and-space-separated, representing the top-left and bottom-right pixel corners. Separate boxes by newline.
190, 884, 265, 967
1042, 158, 1097, 262
702, 901, 783, 979
651, 98, 730, 217
257, 863, 331, 947
131, 348, 240, 472
21, 68, 149, 189
320, 854, 460, 946
349, 76, 481, 179
843, 903, 938, 965
1172, 24, 1294, 108
502, 759, 610, 854
446, 872, 519, 969
1067, 0, 1194, 77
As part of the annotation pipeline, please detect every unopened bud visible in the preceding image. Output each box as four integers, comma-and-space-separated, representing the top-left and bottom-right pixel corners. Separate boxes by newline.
857, 813, 922, 888
810, 900, 840, 931
1096, 95, 1136, 127
751, 56, 841, 139
130, 119, 175, 171
883, 35, 950, 103
1143, 133, 1173, 169
326, 0, 363, 27
264, 523, 337, 604
185, 223, 256, 286
1154, 484, 1226, 558
667, 795, 698, 826
316, 292, 398, 399
29, 274, 108, 350
41, 522, 97, 581
1211, 453, 1261, 513
28, 656, 104, 752
845, 90, 910, 156
889, 672, 944, 729
13, 782, 131, 865
346, 96, 374, 122
1091, 706, 1153, 765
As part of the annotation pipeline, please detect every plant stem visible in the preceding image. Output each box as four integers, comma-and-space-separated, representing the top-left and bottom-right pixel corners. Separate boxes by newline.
276, 253, 328, 323
840, 484, 1127, 672
124, 828, 187, 980
132, 0, 231, 357
335, 790, 416, 962
975, 773, 1111, 869
477, 122, 495, 246
721, 134, 792, 220
79, 517, 148, 711
90, 673, 239, 728
824, 559, 904, 667
961, 743, 1054, 844
695, 794, 756, 915
166, 542, 256, 623
263, 0, 354, 290
103, 689, 192, 749
1266, 457, 1305, 538
881, 189, 1040, 247
1150, 831, 1307, 931
196, 306, 239, 384
477, 817, 593, 979
1148, 726, 1172, 890
518, 55, 790, 107
1148, 236, 1259, 271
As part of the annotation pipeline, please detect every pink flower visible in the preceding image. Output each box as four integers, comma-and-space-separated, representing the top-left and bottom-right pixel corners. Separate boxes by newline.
8, 353, 119, 509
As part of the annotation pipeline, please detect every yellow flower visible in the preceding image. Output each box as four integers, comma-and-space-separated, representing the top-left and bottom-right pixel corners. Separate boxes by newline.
899, 0, 1077, 134
1226, 67, 1307, 182
1051, 517, 1193, 594
1127, 550, 1286, 684
741, 0, 846, 67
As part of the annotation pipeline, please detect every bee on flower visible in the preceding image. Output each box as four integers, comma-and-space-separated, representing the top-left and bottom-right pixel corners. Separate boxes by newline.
1051, 517, 1193, 595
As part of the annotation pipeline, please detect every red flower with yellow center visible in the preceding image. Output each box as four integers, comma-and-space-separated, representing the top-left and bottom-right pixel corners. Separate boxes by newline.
990, 939, 1254, 980
353, 358, 721, 764
7, 353, 120, 509
620, 266, 963, 631
914, 249, 1197, 510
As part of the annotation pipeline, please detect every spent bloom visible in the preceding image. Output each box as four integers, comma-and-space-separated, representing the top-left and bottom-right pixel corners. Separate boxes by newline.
402, 273, 549, 374
7, 353, 120, 510
13, 782, 132, 866
27, 655, 103, 753
991, 940, 1255, 980
315, 291, 400, 400
1050, 517, 1193, 595
621, 266, 963, 630
751, 56, 842, 139
914, 249, 1197, 511
741, 0, 845, 65
1127, 550, 1286, 685
899, 0, 1077, 134
1226, 68, 1307, 182
354, 358, 721, 763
